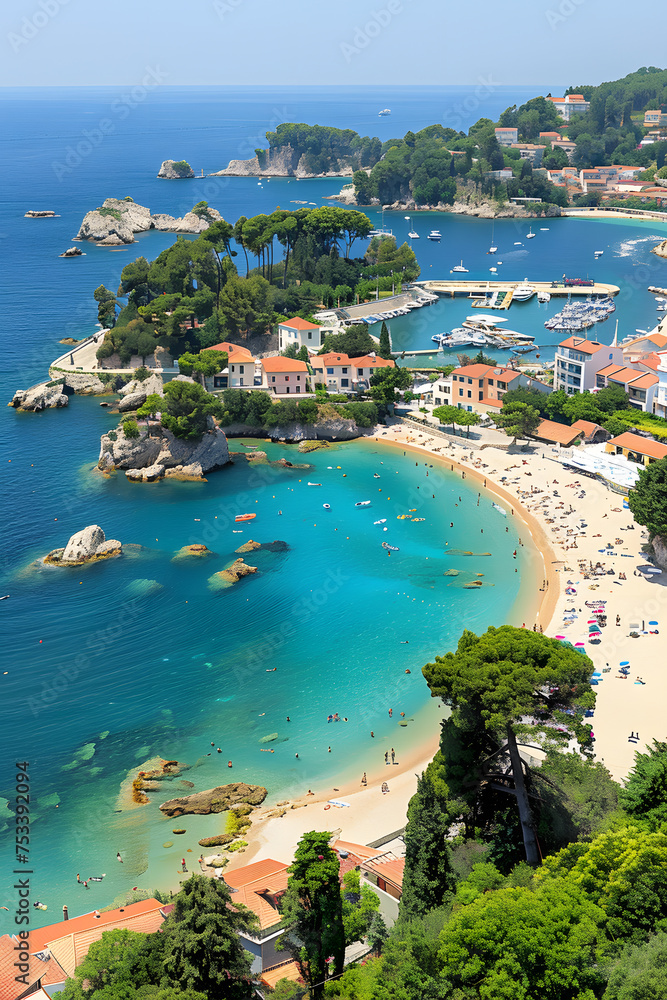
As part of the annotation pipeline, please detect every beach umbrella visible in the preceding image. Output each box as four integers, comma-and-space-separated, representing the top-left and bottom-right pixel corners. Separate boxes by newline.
649, 620, 658, 626
620, 661, 630, 666
554, 635, 566, 640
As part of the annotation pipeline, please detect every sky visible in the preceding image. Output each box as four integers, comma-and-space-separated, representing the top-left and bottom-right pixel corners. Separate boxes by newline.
0, 0, 663, 88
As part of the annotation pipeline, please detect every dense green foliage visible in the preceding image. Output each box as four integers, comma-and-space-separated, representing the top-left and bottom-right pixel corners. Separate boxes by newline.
160, 380, 216, 440
368, 366, 412, 405
319, 323, 376, 356
160, 874, 258, 997
96, 206, 417, 368
628, 457, 667, 537
279, 831, 345, 1000
356, 125, 459, 205
170, 160, 193, 177
59, 929, 168, 998
621, 739, 667, 828
264, 122, 382, 174
491, 399, 542, 441
94, 284, 118, 328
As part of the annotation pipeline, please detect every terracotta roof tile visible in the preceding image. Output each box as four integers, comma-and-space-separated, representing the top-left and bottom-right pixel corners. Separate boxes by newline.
558, 337, 606, 354
27, 899, 165, 956
208, 342, 253, 358
311, 353, 352, 367
363, 857, 405, 889
280, 317, 320, 330
608, 433, 667, 460
349, 355, 395, 368
261, 357, 309, 373
532, 419, 581, 446
261, 961, 303, 988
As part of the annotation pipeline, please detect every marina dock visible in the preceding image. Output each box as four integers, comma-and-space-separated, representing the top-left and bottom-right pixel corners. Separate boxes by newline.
417, 278, 620, 308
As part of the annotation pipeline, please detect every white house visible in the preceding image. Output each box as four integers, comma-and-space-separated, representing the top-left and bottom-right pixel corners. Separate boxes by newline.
277, 317, 324, 352
553, 336, 624, 394
495, 127, 518, 146
595, 363, 658, 412
546, 94, 591, 122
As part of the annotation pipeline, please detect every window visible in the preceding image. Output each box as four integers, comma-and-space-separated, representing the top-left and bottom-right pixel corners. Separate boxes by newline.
478, 380, 483, 387
296, 386, 301, 393
285, 375, 290, 381
342, 367, 348, 373
308, 332, 312, 340
271, 376, 276, 383
341, 379, 349, 387
459, 388, 463, 397
467, 378, 473, 385
357, 369, 364, 376
479, 392, 483, 401
239, 378, 244, 386
488, 379, 494, 386
239, 365, 244, 374
327, 368, 334, 375
467, 391, 472, 398
231, 365, 235, 373
297, 375, 301, 381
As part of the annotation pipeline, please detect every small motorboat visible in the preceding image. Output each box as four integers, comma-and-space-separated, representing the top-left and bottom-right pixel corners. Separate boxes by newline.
308, 482, 322, 486
427, 230, 442, 241
537, 290, 551, 303
0, 595, 9, 601
492, 503, 506, 515
382, 542, 400, 551
373, 473, 381, 478
355, 500, 371, 507
540, 228, 550, 231
322, 503, 331, 509
514, 241, 523, 245
235, 513, 256, 522
374, 519, 387, 524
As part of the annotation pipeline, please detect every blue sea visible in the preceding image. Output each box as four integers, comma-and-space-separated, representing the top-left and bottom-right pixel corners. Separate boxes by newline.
2, 86, 667, 924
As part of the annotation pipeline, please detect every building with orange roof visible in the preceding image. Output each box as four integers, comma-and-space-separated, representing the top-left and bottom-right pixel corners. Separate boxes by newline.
531, 419, 584, 447
440, 363, 550, 416
0, 898, 168, 998
277, 316, 323, 353
348, 354, 395, 388
571, 419, 609, 444
260, 356, 310, 394
208, 341, 254, 360
361, 856, 405, 902
310, 352, 355, 392
220, 859, 294, 978
546, 94, 591, 121
622, 333, 667, 364
595, 364, 658, 411
606, 432, 667, 466
495, 126, 518, 146
554, 336, 623, 394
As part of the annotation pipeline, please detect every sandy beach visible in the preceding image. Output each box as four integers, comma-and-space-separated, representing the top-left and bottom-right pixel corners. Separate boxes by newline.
223, 423, 663, 874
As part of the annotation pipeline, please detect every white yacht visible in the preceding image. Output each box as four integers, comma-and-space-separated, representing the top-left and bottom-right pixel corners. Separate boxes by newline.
452, 260, 469, 272
405, 216, 419, 239
489, 222, 497, 254
537, 290, 551, 303
427, 230, 442, 241
513, 279, 536, 301
526, 228, 536, 239
378, 109, 391, 116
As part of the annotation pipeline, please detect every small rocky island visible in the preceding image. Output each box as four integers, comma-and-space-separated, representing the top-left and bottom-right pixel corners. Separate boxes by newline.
10, 380, 68, 412
159, 782, 267, 818
59, 246, 84, 257
157, 159, 195, 179
76, 197, 223, 245
24, 210, 58, 218
211, 145, 355, 178
44, 525, 122, 566
99, 419, 231, 482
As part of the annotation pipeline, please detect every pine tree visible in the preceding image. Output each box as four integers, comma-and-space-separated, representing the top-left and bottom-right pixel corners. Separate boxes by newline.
378, 321, 392, 360
160, 874, 258, 998
367, 912, 389, 956
400, 774, 454, 918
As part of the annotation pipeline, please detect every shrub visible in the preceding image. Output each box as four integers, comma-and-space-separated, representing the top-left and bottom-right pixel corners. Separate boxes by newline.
107, 430, 117, 441
123, 196, 134, 202
171, 160, 192, 177
226, 840, 248, 853
123, 419, 140, 439
97, 207, 122, 220
133, 365, 151, 382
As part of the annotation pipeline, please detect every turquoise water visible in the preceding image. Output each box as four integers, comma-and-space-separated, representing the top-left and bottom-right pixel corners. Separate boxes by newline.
2, 85, 667, 924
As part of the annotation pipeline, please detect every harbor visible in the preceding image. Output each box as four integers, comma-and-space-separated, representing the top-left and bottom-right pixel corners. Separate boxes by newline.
418, 278, 621, 305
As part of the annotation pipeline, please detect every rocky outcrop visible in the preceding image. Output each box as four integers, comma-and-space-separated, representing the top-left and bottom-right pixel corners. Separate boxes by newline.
172, 544, 213, 561
45, 525, 122, 566
61, 372, 109, 395
235, 539, 289, 554
158, 159, 195, 179
211, 145, 355, 178
98, 421, 231, 481
117, 373, 164, 412
59, 246, 83, 257
10, 381, 68, 411
159, 782, 267, 818
652, 240, 667, 260
298, 439, 331, 453
650, 534, 667, 568
266, 417, 374, 442
25, 210, 57, 217
76, 198, 223, 244
209, 559, 258, 588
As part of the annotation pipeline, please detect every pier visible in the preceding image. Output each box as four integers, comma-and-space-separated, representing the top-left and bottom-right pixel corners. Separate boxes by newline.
417, 278, 620, 307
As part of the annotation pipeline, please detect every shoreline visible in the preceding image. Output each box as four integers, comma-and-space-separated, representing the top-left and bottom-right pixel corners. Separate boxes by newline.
222, 431, 561, 877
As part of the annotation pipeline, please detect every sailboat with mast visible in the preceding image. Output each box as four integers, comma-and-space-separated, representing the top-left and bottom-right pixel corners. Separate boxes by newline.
488, 221, 497, 254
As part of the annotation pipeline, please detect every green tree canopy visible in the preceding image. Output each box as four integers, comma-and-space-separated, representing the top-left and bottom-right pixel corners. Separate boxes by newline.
320, 324, 376, 357
94, 284, 118, 328
401, 772, 455, 919
621, 740, 667, 830
378, 321, 392, 360
423, 627, 595, 865
369, 366, 412, 405
604, 932, 667, 999
161, 380, 215, 440
279, 831, 346, 1000
59, 928, 165, 998
491, 399, 542, 442
627, 457, 667, 538
160, 874, 258, 998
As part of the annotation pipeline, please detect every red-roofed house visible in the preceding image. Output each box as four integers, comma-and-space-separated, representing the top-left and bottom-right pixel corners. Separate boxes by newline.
349, 354, 395, 388
208, 341, 254, 360
277, 317, 323, 352
547, 94, 591, 121
554, 337, 624, 393
441, 364, 550, 415
531, 419, 584, 447
261, 356, 310, 394
571, 419, 610, 443
606, 432, 667, 466
495, 127, 518, 146
595, 364, 658, 411
310, 352, 354, 392
221, 859, 296, 980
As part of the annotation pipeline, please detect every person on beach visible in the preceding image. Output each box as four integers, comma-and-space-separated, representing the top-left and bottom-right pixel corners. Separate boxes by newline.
182, 859, 187, 872
361, 772, 367, 785
76, 873, 81, 883
391, 748, 395, 763
117, 852, 123, 863
385, 751, 389, 764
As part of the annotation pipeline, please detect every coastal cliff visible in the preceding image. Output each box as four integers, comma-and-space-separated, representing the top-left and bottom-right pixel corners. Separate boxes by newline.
328, 183, 561, 218
210, 145, 355, 178
10, 380, 68, 411
221, 416, 375, 443
76, 198, 223, 244
98, 420, 231, 481
652, 239, 667, 260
